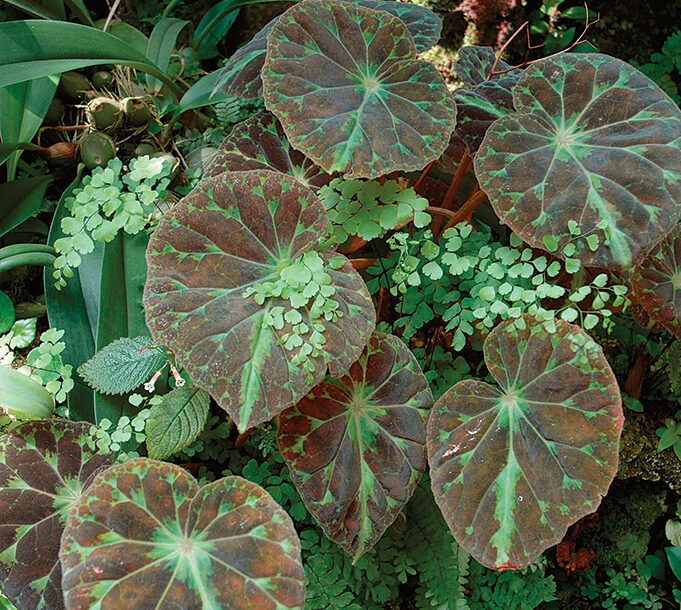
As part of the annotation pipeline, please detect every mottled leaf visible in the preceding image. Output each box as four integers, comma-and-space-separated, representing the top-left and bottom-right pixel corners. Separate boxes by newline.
427, 315, 624, 570
144, 169, 375, 432
262, 0, 456, 179
474, 53, 681, 270
145, 386, 211, 460
78, 336, 167, 395
455, 45, 512, 87
60, 458, 305, 609
0, 419, 113, 610
205, 110, 334, 190
630, 224, 681, 338
278, 332, 432, 561
213, 0, 442, 100
454, 67, 521, 155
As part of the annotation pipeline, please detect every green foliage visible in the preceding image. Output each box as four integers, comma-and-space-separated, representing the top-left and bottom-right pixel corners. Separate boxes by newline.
20, 327, 74, 403
636, 31, 681, 104
94, 407, 150, 460
145, 385, 210, 459
319, 178, 431, 246
78, 336, 168, 395
657, 412, 681, 461
0, 318, 36, 365
52, 155, 172, 287
601, 568, 664, 609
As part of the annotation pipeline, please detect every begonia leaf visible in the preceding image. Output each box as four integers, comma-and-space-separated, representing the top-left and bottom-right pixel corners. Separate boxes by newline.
144, 169, 375, 432
214, 0, 442, 100
262, 0, 456, 178
427, 315, 624, 570
278, 332, 432, 561
474, 53, 681, 270
0, 419, 114, 610
205, 111, 334, 190
60, 458, 305, 609
456, 45, 512, 87
630, 224, 681, 338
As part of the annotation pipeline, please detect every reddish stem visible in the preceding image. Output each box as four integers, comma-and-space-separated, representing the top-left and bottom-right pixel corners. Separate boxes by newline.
234, 428, 253, 450
437, 189, 488, 241
412, 160, 435, 190
430, 152, 472, 236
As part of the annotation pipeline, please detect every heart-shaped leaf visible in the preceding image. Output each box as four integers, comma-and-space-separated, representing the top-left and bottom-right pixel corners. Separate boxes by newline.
205, 111, 334, 190
278, 332, 433, 561
455, 45, 512, 87
0, 419, 113, 610
474, 53, 681, 270
214, 0, 442, 100
262, 0, 456, 179
630, 224, 681, 338
427, 315, 624, 570
60, 458, 306, 609
144, 169, 375, 432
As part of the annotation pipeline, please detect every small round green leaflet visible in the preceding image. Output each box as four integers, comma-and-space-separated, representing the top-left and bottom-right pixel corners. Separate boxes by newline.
427, 315, 624, 570
474, 53, 681, 270
278, 333, 433, 561
144, 169, 375, 432
630, 225, 681, 338
60, 459, 306, 609
262, 0, 456, 179
0, 419, 114, 610
205, 111, 334, 190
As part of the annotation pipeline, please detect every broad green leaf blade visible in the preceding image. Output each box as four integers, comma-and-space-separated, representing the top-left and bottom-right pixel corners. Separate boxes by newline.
0, 176, 51, 238
194, 0, 240, 59
146, 18, 189, 91
278, 332, 432, 561
78, 336, 166, 395
0, 292, 13, 334
0, 365, 54, 418
63, 0, 94, 25
144, 170, 375, 432
262, 0, 456, 179
474, 53, 681, 270
0, 0, 62, 19
0, 75, 59, 180
630, 224, 681, 338
205, 110, 334, 189
177, 69, 228, 114
44, 166, 97, 422
0, 420, 113, 610
427, 315, 624, 570
0, 21, 179, 96
145, 386, 210, 459
60, 459, 306, 609
455, 45, 513, 87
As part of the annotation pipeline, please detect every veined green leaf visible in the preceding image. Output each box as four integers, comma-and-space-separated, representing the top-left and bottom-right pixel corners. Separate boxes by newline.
146, 18, 189, 92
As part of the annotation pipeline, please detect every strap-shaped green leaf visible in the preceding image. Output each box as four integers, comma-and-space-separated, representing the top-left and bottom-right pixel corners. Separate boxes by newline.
427, 315, 623, 570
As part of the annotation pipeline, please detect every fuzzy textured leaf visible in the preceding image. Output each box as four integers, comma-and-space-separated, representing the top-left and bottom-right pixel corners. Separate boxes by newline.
0, 419, 113, 610
630, 224, 681, 338
144, 169, 375, 432
214, 0, 442, 100
427, 315, 624, 570
262, 0, 456, 178
60, 458, 305, 609
474, 53, 681, 270
145, 386, 211, 460
278, 332, 432, 561
205, 111, 334, 189
78, 336, 167, 395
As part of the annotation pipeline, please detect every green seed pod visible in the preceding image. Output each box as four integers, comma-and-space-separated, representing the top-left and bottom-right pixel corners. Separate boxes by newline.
86, 97, 123, 131
80, 132, 117, 169
57, 71, 91, 102
91, 70, 115, 90
121, 96, 153, 127
152, 152, 180, 179
134, 141, 156, 157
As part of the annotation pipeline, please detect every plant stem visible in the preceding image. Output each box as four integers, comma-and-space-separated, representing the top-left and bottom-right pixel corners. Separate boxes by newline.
437, 189, 488, 241
430, 152, 471, 236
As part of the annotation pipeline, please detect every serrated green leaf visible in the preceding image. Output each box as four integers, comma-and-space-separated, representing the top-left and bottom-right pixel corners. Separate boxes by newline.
78, 336, 166, 395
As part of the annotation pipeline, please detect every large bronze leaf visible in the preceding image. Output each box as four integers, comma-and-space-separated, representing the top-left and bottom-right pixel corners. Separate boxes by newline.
262, 0, 456, 179
60, 458, 305, 609
205, 111, 334, 190
474, 53, 681, 270
0, 419, 113, 610
144, 169, 375, 432
278, 332, 432, 561
427, 315, 624, 569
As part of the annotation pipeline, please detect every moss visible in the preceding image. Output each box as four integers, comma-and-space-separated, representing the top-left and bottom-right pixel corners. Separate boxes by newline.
578, 479, 666, 572
618, 411, 681, 492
